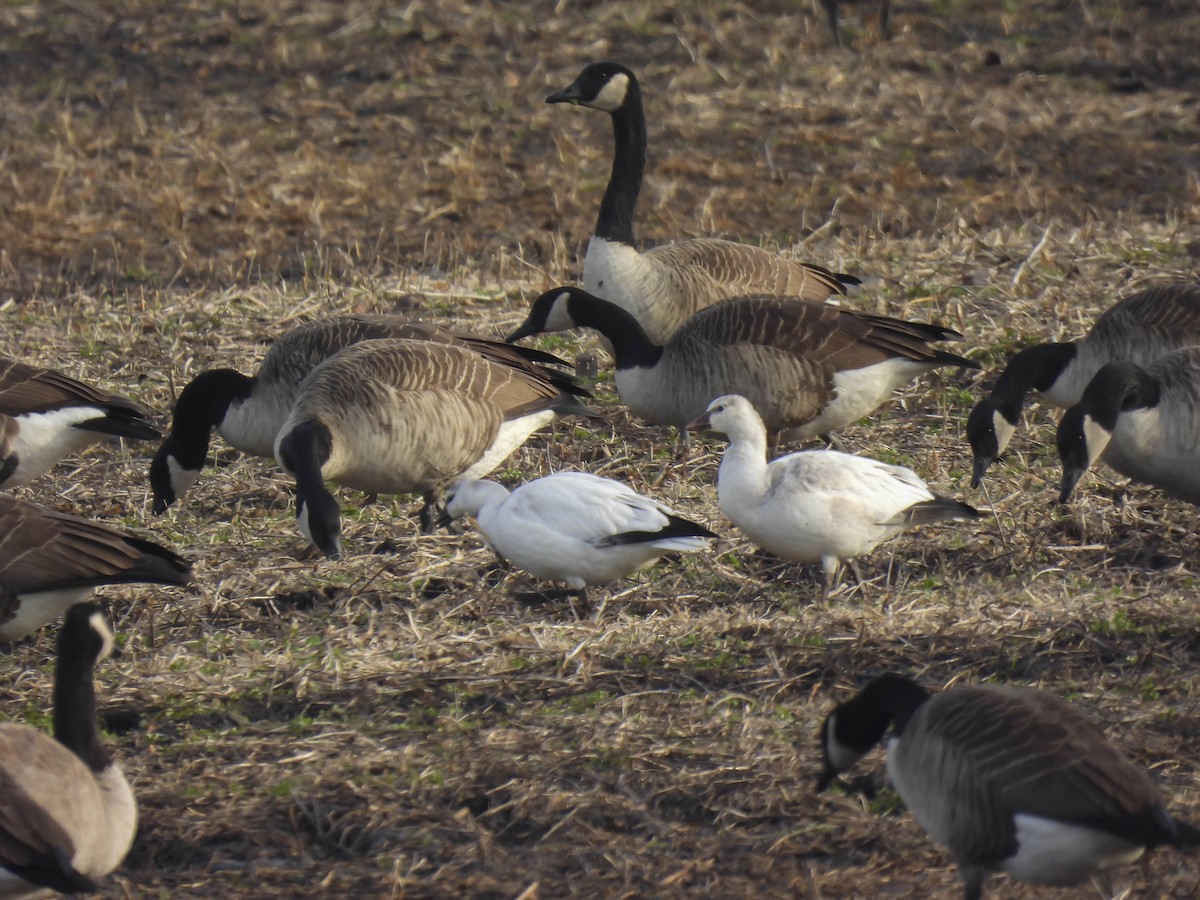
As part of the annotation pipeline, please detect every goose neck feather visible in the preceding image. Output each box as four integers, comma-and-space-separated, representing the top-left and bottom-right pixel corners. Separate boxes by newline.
561, 288, 662, 368
593, 72, 644, 247
987, 342, 1077, 417
52, 606, 114, 773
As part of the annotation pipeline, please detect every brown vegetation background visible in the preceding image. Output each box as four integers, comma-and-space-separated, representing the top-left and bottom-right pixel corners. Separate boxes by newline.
1, 1, 1198, 897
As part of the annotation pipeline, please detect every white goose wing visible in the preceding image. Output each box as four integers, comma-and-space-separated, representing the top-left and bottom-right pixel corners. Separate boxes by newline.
768, 450, 933, 519
504, 472, 673, 544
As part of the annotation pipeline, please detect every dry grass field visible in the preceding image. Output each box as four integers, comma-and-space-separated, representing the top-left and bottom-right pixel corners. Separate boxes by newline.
1, 0, 1199, 897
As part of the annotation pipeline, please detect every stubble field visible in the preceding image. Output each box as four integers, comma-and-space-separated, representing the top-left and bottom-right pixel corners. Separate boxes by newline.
1, 1, 1199, 897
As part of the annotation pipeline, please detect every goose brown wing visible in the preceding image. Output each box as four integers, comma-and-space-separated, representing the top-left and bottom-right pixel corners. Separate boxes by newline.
0, 358, 150, 417
676, 296, 957, 369
926, 687, 1169, 842
1097, 283, 1200, 334
0, 496, 191, 595
0, 727, 98, 894
647, 240, 850, 308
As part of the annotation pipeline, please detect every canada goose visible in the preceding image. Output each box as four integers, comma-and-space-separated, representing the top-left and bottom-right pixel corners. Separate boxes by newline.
0, 494, 192, 642
509, 287, 977, 442
690, 395, 981, 598
150, 315, 571, 514
442, 471, 716, 601
822, 0, 892, 47
274, 339, 590, 557
1056, 347, 1200, 505
547, 61, 858, 344
0, 356, 159, 489
0, 603, 137, 896
817, 673, 1200, 899
966, 283, 1200, 488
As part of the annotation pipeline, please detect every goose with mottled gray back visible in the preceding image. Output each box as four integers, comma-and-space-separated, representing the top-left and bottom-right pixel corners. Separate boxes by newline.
151, 314, 572, 515
509, 287, 977, 443
967, 283, 1200, 488
274, 339, 590, 558
817, 673, 1200, 899
546, 61, 858, 344
442, 471, 716, 602
0, 494, 192, 642
0, 356, 159, 489
0, 603, 138, 897
690, 396, 981, 598
1057, 346, 1200, 505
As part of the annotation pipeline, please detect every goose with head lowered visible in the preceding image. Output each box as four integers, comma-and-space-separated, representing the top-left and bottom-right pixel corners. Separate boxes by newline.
0, 356, 159, 489
509, 287, 978, 443
817, 673, 1200, 899
1057, 346, 1200, 505
967, 283, 1200, 488
150, 314, 570, 514
0, 494, 192, 642
441, 471, 716, 603
0, 603, 138, 897
547, 61, 858, 344
274, 339, 590, 557
690, 395, 981, 598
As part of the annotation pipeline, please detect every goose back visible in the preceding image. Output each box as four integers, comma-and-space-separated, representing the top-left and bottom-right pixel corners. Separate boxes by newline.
892, 685, 1183, 885
275, 339, 586, 550
617, 293, 973, 436
152, 314, 574, 512
0, 357, 158, 488
0, 495, 191, 641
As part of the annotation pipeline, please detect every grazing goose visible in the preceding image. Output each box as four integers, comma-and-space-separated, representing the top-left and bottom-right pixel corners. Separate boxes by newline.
274, 339, 590, 557
0, 356, 159, 489
442, 471, 716, 601
547, 61, 858, 344
967, 283, 1200, 488
691, 395, 981, 597
817, 673, 1200, 899
1056, 347, 1200, 504
0, 603, 138, 897
150, 315, 570, 514
509, 287, 977, 442
0, 495, 192, 642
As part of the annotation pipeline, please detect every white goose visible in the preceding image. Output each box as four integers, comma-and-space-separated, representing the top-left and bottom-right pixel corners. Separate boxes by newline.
818, 673, 1200, 899
691, 395, 981, 597
547, 61, 857, 343
442, 471, 716, 601
0, 603, 137, 896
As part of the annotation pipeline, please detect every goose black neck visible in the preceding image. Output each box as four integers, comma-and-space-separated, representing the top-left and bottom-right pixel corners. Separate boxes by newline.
566, 292, 662, 369
595, 80, 646, 247
277, 419, 333, 496
53, 639, 109, 773
165, 369, 256, 469
1079, 361, 1161, 429
854, 673, 932, 740
989, 342, 1077, 417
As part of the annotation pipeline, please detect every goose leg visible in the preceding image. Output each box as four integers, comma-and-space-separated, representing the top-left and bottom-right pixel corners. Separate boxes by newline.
418, 492, 444, 534
820, 555, 842, 601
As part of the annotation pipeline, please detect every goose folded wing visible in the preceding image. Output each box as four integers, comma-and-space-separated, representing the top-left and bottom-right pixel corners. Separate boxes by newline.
0, 749, 98, 894
0, 358, 149, 417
